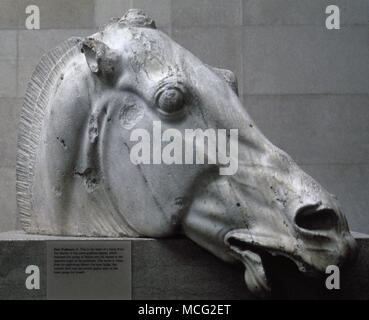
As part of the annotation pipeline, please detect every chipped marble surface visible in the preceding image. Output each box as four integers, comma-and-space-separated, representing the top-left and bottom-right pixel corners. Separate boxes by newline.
16, 9, 358, 297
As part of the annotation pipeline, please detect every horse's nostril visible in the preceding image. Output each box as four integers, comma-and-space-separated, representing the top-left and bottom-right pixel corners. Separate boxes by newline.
295, 205, 338, 231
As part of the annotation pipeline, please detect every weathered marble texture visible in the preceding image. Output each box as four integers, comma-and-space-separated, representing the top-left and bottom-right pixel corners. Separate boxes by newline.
16, 9, 357, 297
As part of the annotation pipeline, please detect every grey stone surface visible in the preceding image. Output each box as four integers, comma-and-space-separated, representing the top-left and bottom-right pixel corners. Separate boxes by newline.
243, 0, 369, 26
95, 0, 173, 29
0, 230, 140, 240
172, 27, 243, 94
0, 59, 17, 98
0, 98, 22, 167
0, 240, 46, 299
244, 94, 369, 164
172, 0, 242, 27
133, 0, 171, 28
242, 26, 369, 94
1, 0, 94, 29
0, 31, 17, 58
132, 238, 256, 300
18, 29, 97, 58
18, 0, 95, 29
0, 232, 367, 300
94, 0, 132, 29
0, 31, 18, 98
132, 235, 369, 300
0, 0, 20, 29
3, 230, 367, 241
0, 168, 17, 232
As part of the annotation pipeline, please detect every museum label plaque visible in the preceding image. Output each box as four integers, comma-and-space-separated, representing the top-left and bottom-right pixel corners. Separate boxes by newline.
46, 241, 131, 300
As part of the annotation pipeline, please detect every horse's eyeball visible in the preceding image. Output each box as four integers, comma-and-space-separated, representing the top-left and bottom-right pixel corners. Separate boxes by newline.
157, 88, 184, 113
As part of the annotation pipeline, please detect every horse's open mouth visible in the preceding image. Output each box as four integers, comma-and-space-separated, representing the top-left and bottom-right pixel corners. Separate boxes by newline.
224, 230, 316, 298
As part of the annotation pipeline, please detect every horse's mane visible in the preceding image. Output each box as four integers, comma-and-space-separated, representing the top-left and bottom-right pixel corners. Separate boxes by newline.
16, 37, 82, 231
16, 8, 158, 233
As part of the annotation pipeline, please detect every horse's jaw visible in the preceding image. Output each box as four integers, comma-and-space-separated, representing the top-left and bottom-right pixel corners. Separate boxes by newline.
224, 227, 357, 298
229, 243, 272, 298
182, 170, 357, 298
224, 229, 297, 298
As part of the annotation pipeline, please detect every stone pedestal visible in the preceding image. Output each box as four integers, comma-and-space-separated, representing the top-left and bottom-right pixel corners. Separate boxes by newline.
0, 231, 368, 299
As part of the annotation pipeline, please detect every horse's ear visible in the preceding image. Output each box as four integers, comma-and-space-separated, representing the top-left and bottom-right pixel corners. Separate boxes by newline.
80, 37, 120, 83
210, 66, 239, 96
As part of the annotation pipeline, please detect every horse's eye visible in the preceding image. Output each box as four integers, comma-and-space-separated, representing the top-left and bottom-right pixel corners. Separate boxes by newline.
157, 88, 184, 114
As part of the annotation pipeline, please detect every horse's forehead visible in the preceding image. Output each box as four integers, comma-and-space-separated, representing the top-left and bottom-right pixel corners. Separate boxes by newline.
104, 27, 191, 75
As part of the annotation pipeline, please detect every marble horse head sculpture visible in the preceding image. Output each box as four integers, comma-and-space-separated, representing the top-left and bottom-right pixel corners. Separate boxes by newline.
16, 9, 357, 297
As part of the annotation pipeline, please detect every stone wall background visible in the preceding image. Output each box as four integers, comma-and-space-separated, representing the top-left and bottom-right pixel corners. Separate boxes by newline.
0, 0, 368, 233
